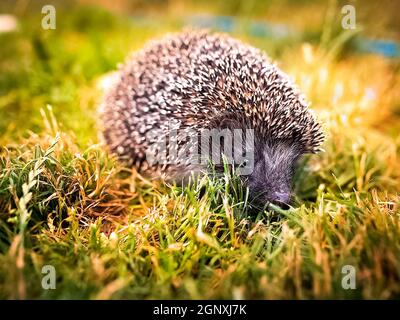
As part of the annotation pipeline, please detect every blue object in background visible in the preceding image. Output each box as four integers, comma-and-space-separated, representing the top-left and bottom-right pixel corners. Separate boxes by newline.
186, 15, 295, 39
131, 14, 400, 59
249, 21, 292, 38
356, 38, 400, 58
187, 15, 235, 32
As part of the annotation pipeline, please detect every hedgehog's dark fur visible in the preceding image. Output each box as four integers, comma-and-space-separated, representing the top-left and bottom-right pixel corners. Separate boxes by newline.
100, 30, 324, 207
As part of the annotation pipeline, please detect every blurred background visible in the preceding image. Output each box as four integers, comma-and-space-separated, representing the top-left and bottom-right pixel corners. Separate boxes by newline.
0, 0, 399, 145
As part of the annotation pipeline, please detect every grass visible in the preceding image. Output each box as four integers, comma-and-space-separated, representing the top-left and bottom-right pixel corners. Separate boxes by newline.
0, 1, 400, 299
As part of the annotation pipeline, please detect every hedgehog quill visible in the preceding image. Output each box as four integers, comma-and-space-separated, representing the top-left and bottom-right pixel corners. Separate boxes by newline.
100, 30, 324, 208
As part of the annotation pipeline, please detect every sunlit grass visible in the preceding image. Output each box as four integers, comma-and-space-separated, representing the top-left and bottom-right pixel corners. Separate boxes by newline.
0, 3, 399, 299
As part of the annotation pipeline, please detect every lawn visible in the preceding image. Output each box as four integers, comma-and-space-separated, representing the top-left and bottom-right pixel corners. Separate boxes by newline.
0, 0, 400, 299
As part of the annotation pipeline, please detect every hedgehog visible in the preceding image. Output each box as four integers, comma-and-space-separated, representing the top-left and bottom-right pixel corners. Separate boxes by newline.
99, 30, 324, 208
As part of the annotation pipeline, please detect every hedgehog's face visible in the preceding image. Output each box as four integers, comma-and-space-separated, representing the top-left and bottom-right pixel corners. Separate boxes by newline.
246, 140, 301, 209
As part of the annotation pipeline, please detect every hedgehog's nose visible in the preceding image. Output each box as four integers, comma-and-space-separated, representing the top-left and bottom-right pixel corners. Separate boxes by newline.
271, 192, 290, 209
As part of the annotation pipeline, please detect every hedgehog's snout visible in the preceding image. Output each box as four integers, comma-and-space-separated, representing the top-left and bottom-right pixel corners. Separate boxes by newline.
246, 141, 298, 210
257, 186, 292, 209
270, 191, 291, 209
247, 172, 293, 209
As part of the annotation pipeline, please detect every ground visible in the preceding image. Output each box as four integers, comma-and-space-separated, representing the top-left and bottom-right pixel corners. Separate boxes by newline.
0, 0, 399, 299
